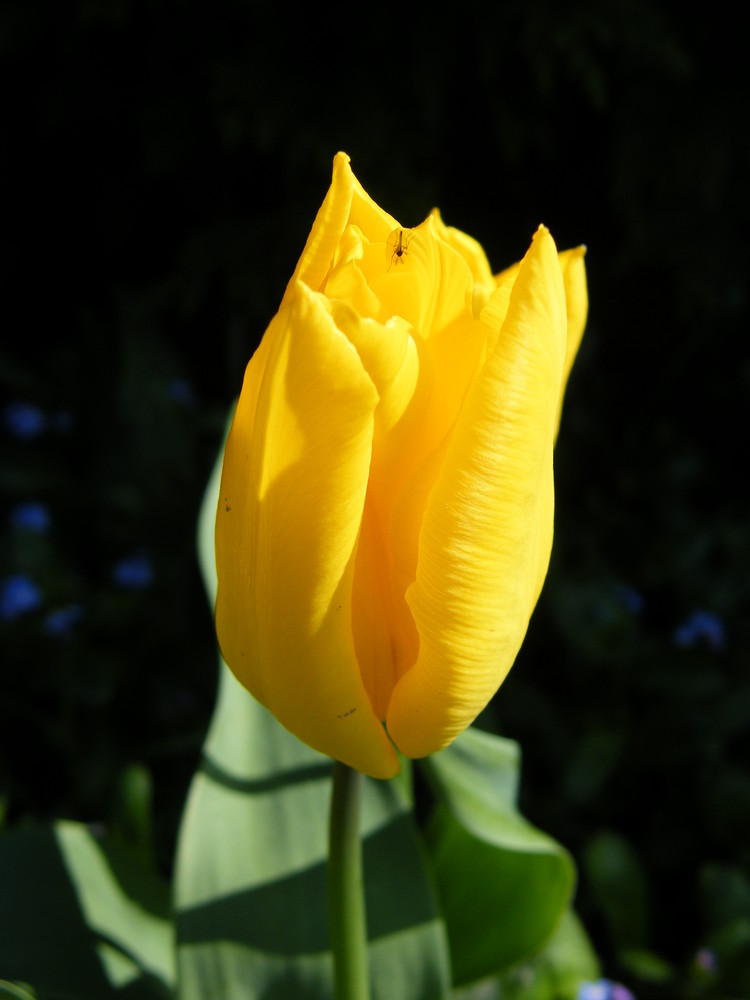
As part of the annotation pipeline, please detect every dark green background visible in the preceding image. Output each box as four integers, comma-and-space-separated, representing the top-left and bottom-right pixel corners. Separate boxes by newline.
2, 2, 748, 995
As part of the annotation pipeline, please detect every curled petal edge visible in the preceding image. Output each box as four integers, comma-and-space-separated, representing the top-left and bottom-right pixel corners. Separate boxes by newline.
215, 281, 400, 778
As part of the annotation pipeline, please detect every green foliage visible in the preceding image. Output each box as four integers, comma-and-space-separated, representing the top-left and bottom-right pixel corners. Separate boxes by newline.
0, 983, 38, 1000
582, 831, 649, 951
423, 728, 575, 984
454, 911, 600, 1000
173, 660, 452, 1000
0, 822, 174, 998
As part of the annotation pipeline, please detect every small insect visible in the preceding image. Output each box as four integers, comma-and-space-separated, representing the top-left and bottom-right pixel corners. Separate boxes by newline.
337, 707, 357, 719
386, 228, 414, 271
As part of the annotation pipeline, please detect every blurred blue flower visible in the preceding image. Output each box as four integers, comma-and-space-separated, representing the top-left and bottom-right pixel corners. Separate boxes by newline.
673, 610, 725, 652
0, 574, 43, 621
610, 986, 635, 1000
578, 981, 635, 1000
43, 604, 85, 638
9, 501, 51, 533
613, 584, 645, 615
3, 402, 48, 439
112, 552, 154, 590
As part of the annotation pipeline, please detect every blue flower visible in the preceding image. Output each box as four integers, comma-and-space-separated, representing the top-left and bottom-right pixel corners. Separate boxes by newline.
43, 604, 85, 638
578, 981, 635, 1000
613, 584, 645, 615
578, 982, 609, 1000
111, 552, 154, 590
611, 985, 635, 1000
0, 574, 43, 621
9, 501, 51, 533
3, 402, 48, 439
673, 610, 725, 652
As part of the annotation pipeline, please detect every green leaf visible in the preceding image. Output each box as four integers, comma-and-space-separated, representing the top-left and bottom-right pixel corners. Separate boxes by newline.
618, 948, 673, 983
422, 726, 576, 986
454, 909, 600, 1000
582, 830, 648, 950
174, 428, 452, 999
0, 982, 38, 1000
109, 763, 156, 868
0, 822, 174, 999
512, 908, 600, 999
699, 861, 750, 929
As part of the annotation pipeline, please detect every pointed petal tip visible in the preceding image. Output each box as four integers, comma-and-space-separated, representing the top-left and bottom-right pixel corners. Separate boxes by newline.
332, 725, 402, 779
332, 151, 353, 183
368, 749, 402, 780
533, 224, 556, 248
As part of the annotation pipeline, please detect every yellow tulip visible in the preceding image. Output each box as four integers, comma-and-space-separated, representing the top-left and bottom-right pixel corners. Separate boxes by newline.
215, 152, 587, 779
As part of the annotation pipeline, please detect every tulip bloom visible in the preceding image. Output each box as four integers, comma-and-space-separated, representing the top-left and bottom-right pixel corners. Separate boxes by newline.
215, 153, 587, 779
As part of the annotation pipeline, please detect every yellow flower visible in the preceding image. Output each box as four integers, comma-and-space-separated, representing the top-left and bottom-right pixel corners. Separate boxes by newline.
215, 152, 587, 779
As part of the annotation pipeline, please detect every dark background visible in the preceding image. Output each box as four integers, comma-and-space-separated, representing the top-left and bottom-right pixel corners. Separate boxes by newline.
2, 1, 748, 995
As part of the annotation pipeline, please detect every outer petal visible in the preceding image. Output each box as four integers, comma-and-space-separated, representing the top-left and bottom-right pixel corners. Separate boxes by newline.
349, 168, 400, 243
556, 246, 588, 435
215, 280, 400, 778
490, 245, 587, 439
480, 262, 519, 357
289, 152, 354, 294
290, 151, 400, 304
386, 227, 566, 759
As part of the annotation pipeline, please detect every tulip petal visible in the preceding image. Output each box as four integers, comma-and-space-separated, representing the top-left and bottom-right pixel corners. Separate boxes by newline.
215, 280, 400, 778
335, 307, 423, 720
291, 150, 399, 292
371, 215, 474, 341
290, 152, 354, 293
324, 225, 384, 320
556, 246, 588, 434
481, 263, 518, 356
349, 171, 400, 243
429, 208, 496, 312
386, 226, 566, 759
486, 245, 588, 437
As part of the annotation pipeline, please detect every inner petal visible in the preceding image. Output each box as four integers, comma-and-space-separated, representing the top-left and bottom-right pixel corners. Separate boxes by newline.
351, 479, 420, 721
339, 218, 494, 723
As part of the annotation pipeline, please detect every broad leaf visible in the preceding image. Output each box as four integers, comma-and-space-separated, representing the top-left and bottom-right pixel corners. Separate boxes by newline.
423, 726, 575, 986
0, 822, 174, 999
173, 429, 451, 999
454, 909, 599, 1000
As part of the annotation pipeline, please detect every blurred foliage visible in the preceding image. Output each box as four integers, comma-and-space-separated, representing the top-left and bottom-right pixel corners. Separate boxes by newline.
1, 1, 749, 997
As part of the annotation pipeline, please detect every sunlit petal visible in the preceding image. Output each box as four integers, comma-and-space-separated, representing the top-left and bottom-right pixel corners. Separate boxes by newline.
290, 152, 354, 293
215, 280, 400, 777
387, 227, 567, 759
429, 208, 496, 311
215, 153, 587, 774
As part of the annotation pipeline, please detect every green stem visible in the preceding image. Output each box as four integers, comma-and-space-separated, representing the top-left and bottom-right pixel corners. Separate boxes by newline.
328, 760, 370, 1000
